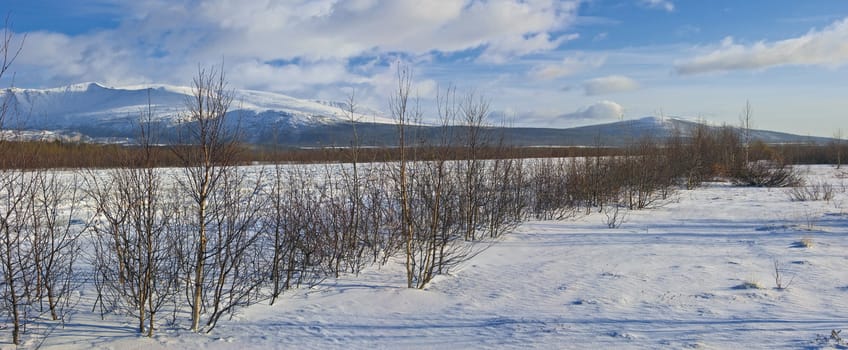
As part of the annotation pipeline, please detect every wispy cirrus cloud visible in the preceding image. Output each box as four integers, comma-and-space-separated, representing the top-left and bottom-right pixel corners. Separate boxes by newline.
676, 17, 848, 75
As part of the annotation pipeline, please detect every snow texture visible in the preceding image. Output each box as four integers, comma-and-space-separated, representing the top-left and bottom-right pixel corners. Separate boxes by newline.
13, 165, 848, 349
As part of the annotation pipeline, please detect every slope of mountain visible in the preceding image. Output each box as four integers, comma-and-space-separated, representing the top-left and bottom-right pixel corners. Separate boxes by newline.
560, 116, 831, 146
0, 82, 394, 142
240, 116, 832, 148
0, 83, 833, 146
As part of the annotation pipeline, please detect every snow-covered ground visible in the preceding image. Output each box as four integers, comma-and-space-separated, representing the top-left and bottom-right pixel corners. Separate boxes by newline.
28, 165, 848, 349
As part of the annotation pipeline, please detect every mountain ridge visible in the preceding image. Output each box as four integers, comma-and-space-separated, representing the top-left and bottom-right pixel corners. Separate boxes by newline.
0, 84, 833, 147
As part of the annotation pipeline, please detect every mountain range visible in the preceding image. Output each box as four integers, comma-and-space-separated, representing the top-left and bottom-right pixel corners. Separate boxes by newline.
0, 83, 833, 147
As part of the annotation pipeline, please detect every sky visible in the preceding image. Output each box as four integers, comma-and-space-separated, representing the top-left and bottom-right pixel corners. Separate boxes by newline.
3, 0, 848, 137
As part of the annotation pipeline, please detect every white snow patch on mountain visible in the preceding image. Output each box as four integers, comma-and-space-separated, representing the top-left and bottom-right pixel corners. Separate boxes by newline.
0, 83, 394, 136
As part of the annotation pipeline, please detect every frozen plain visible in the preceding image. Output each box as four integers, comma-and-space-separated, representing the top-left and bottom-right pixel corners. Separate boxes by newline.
27, 165, 848, 349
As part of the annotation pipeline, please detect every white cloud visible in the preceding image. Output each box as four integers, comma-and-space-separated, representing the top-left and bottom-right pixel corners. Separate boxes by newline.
478, 33, 579, 64
16, 31, 151, 86
557, 100, 624, 123
13, 0, 582, 101
676, 17, 848, 75
529, 53, 606, 80
639, 0, 674, 12
368, 60, 438, 101
582, 75, 639, 95
228, 60, 361, 93
129, 0, 580, 63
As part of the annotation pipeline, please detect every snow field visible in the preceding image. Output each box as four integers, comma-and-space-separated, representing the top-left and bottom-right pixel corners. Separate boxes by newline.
26, 165, 848, 349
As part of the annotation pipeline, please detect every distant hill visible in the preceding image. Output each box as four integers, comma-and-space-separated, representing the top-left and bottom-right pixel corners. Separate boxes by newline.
305, 117, 831, 148
0, 82, 393, 143
0, 83, 832, 147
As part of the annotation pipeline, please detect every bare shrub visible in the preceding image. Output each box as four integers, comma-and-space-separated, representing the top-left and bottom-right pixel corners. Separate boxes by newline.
0, 19, 81, 346
389, 70, 492, 289
86, 165, 179, 336
0, 162, 84, 346
603, 204, 628, 229
772, 259, 795, 291
481, 156, 527, 238
262, 164, 325, 305
85, 94, 181, 337
617, 137, 676, 210
457, 92, 489, 242
0, 169, 36, 346
529, 158, 576, 220
815, 329, 846, 347
200, 169, 266, 332
29, 170, 86, 322
685, 123, 744, 182
734, 160, 802, 187
797, 209, 821, 231
787, 180, 834, 202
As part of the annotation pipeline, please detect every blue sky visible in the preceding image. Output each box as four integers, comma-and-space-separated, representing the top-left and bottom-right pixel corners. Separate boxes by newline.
4, 0, 848, 136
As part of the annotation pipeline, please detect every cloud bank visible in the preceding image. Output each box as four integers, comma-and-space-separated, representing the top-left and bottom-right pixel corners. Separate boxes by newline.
14, 0, 581, 99
676, 17, 848, 74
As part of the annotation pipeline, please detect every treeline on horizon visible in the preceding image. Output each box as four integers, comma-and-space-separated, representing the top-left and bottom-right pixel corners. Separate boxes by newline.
0, 135, 845, 170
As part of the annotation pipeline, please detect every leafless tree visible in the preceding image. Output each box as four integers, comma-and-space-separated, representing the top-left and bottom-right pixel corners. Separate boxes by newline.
0, 15, 23, 109
170, 64, 240, 332
200, 167, 266, 332
0, 164, 35, 345
386, 78, 492, 289
458, 93, 489, 241
29, 169, 86, 322
0, 16, 38, 346
324, 90, 375, 277
0, 127, 83, 347
388, 65, 418, 289
740, 100, 754, 165
167, 65, 271, 332
85, 96, 179, 337
834, 129, 843, 169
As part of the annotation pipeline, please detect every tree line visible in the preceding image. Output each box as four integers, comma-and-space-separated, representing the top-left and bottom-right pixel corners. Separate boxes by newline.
2, 134, 844, 170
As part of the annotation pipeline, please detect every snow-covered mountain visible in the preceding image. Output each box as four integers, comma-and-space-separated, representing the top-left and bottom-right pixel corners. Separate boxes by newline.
0, 83, 832, 146
563, 116, 831, 145
0, 82, 393, 142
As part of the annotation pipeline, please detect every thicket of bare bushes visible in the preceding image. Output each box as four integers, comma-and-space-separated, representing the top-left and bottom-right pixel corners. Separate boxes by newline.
0, 22, 88, 345
2, 136, 843, 172
0, 41, 834, 344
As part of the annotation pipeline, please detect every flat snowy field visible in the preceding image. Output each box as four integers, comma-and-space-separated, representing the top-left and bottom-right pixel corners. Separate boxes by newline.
30, 165, 848, 349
